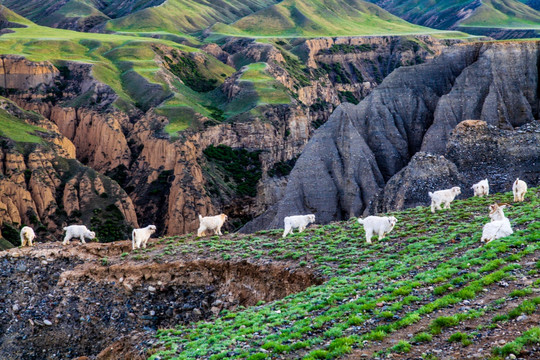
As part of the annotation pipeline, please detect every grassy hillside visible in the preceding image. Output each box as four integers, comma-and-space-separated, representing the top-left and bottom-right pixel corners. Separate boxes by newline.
0, 109, 45, 144
210, 0, 447, 37
1, 0, 166, 29
145, 188, 540, 359
370, 0, 540, 31
106, 0, 281, 35
0, 11, 236, 122
460, 0, 540, 28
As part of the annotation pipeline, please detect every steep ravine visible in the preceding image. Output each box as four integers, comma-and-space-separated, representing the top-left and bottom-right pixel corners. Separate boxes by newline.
244, 41, 540, 232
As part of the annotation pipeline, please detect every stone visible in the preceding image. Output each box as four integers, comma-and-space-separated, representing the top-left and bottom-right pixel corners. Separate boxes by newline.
211, 306, 220, 316
147, 286, 156, 292
43, 319, 52, 326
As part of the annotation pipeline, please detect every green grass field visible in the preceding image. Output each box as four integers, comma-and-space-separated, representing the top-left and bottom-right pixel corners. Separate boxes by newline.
106, 0, 280, 35
140, 187, 540, 359
0, 108, 45, 144
162, 62, 291, 135
210, 0, 456, 38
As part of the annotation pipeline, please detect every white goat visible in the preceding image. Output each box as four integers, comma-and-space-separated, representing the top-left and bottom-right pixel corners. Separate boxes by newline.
357, 216, 397, 244
471, 179, 489, 197
513, 178, 527, 202
428, 187, 461, 213
132, 225, 157, 250
20, 226, 36, 247
282, 214, 316, 238
481, 204, 513, 243
197, 214, 228, 237
62, 225, 95, 245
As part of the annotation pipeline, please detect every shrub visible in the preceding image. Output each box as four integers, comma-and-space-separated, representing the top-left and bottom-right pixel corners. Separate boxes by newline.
391, 340, 411, 353
412, 332, 432, 343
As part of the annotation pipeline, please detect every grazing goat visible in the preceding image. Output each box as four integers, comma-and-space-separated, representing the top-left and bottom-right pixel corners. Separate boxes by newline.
428, 187, 461, 213
63, 225, 95, 245
20, 226, 35, 247
357, 216, 397, 244
471, 179, 489, 197
132, 225, 157, 250
197, 214, 228, 237
481, 204, 513, 243
282, 214, 316, 238
513, 178, 527, 202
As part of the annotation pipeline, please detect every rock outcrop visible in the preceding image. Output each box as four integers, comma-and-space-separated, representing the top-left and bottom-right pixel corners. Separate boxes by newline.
0, 141, 138, 243
244, 41, 540, 231
0, 97, 137, 245
0, 56, 58, 90
371, 120, 540, 213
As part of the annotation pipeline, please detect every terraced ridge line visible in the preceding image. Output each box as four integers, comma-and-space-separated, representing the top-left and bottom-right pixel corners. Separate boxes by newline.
149, 188, 539, 359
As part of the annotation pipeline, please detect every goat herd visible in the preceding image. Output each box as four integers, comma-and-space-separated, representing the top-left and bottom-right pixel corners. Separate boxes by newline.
15, 178, 530, 250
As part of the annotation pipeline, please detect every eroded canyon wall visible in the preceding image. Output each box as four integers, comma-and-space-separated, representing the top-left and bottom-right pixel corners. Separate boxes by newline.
244, 41, 540, 231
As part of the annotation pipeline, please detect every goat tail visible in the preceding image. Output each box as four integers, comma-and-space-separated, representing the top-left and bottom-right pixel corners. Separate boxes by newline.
428, 192, 433, 198
198, 214, 203, 221
357, 218, 364, 224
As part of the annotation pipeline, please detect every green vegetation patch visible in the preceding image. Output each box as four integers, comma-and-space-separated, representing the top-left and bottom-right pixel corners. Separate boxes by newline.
268, 157, 298, 178
319, 43, 377, 55
150, 187, 540, 359
203, 145, 262, 197
493, 327, 540, 356
211, 0, 441, 38
0, 109, 45, 144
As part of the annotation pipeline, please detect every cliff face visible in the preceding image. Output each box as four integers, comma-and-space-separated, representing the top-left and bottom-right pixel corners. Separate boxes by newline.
0, 56, 58, 90
0, 141, 138, 245
244, 41, 540, 231
0, 72, 137, 245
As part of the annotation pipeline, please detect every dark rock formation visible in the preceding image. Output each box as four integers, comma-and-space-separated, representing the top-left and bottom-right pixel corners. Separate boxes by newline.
368, 152, 463, 213
446, 120, 540, 193
244, 41, 540, 231
371, 120, 540, 213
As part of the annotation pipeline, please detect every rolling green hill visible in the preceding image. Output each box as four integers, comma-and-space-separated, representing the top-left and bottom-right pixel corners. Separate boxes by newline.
140, 187, 540, 359
106, 0, 281, 35
1, 0, 166, 31
369, 0, 540, 32
210, 0, 446, 37
0, 9, 238, 125
2, 0, 282, 36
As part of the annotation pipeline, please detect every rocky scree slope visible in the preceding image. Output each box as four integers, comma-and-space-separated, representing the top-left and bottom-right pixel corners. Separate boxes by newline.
0, 237, 321, 359
244, 40, 540, 232
370, 120, 540, 214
